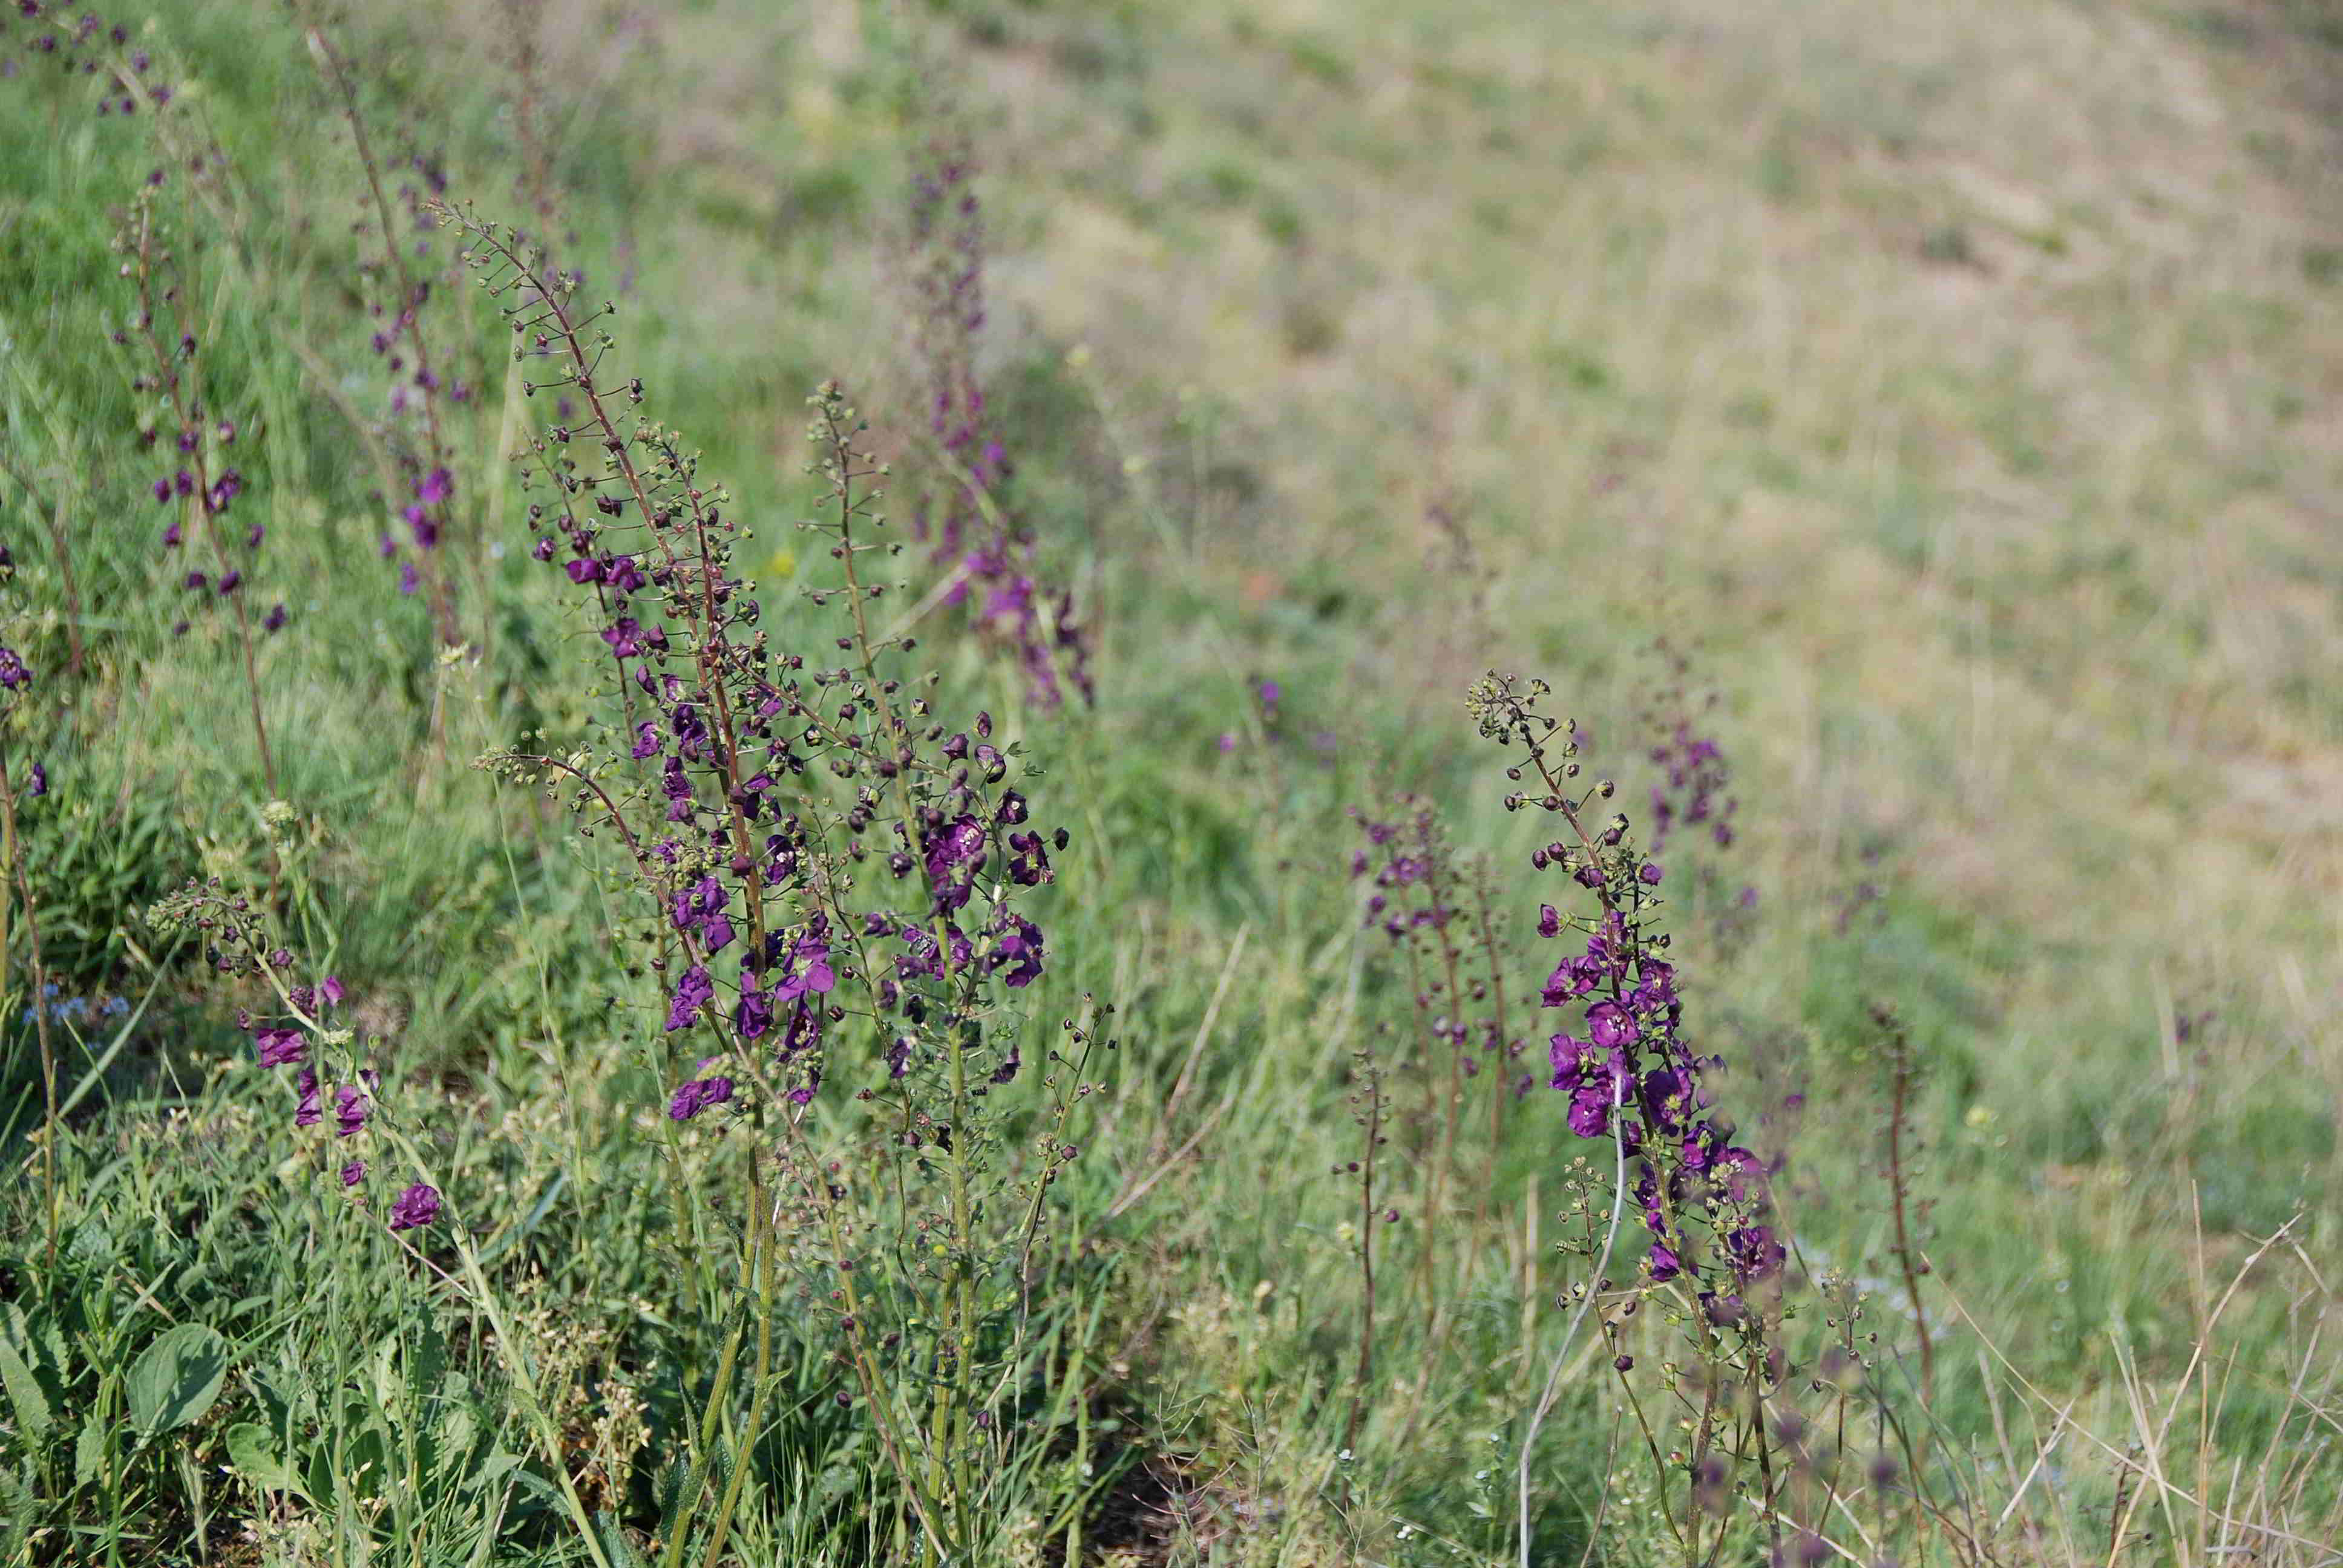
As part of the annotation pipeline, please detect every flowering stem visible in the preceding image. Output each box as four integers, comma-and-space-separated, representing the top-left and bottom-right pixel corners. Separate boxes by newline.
817, 395, 984, 1541
1474, 877, 1510, 1230
1343, 1055, 1383, 1460
1516, 1075, 1626, 1568
811, 1156, 964, 1561
129, 206, 280, 801
304, 22, 462, 645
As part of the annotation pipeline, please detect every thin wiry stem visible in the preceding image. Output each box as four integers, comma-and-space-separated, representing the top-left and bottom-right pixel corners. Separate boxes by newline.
1518, 1075, 1627, 1568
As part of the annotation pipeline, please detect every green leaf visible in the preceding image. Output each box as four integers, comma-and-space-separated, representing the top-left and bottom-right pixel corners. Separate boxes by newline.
64, 1221, 113, 1266
126, 1324, 229, 1435
224, 1422, 301, 1494
372, 1338, 404, 1424
598, 1512, 650, 1568
72, 1413, 103, 1488
0, 1336, 50, 1440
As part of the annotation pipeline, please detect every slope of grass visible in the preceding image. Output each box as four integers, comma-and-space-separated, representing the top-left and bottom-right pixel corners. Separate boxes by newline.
1, 0, 2336, 1562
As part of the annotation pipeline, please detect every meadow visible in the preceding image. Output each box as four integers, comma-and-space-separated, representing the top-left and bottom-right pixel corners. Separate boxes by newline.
1, 1, 2338, 1564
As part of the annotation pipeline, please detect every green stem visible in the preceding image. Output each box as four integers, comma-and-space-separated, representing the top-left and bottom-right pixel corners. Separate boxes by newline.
698, 1145, 779, 1567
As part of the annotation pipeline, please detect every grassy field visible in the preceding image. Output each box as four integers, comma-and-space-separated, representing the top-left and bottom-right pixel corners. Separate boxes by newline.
1, 0, 2338, 1563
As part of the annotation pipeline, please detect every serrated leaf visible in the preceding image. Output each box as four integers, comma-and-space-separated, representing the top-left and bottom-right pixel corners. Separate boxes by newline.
654, 1453, 690, 1541
73, 1412, 103, 1488
126, 1323, 229, 1435
409, 1323, 448, 1401
224, 1422, 300, 1494
0, 1336, 50, 1440
598, 1511, 650, 1568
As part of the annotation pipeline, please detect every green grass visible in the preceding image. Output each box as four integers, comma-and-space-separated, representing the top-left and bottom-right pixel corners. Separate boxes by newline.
2, 0, 2339, 1563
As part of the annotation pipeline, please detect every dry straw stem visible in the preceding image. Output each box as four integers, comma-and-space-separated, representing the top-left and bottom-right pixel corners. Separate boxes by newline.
1936, 1213, 2343, 1567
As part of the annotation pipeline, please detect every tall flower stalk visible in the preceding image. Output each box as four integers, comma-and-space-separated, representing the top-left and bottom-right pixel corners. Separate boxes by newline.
306, 23, 474, 644
905, 132, 1092, 708
1469, 671, 1786, 1564
438, 202, 1090, 1561
120, 192, 280, 797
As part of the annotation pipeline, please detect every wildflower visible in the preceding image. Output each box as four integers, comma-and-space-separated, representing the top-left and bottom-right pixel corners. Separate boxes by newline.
254, 1027, 306, 1068
665, 964, 714, 1031
387, 1183, 441, 1230
990, 912, 1046, 988
340, 1158, 366, 1187
669, 1075, 735, 1120
1585, 999, 1640, 1049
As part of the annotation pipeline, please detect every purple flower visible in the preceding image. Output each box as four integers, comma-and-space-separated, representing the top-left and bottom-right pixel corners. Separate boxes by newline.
735, 986, 772, 1039
1006, 830, 1052, 886
990, 912, 1045, 988
293, 1067, 322, 1127
773, 936, 836, 1002
1728, 1226, 1784, 1280
416, 466, 453, 505
334, 1084, 370, 1138
666, 964, 714, 1031
924, 814, 986, 910
340, 1158, 366, 1187
388, 1183, 441, 1231
254, 1027, 306, 1068
669, 1075, 736, 1120
0, 648, 33, 691
1585, 999, 1640, 1050
26, 763, 45, 797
